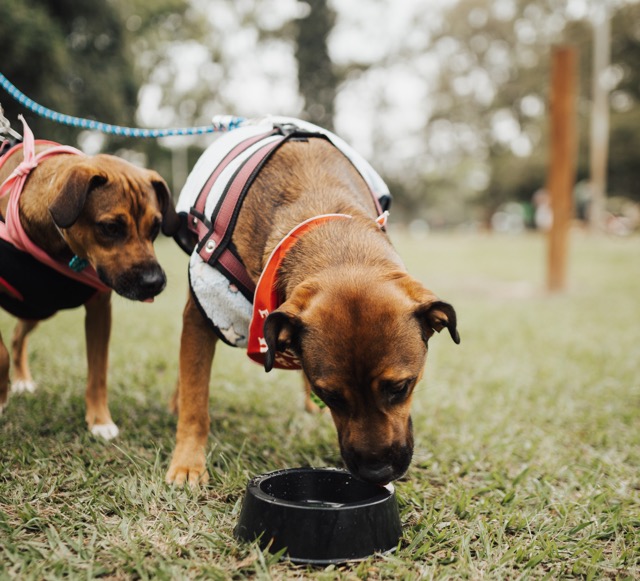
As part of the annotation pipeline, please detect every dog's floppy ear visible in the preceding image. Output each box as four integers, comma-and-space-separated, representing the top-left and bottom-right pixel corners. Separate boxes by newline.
397, 273, 460, 345
263, 310, 304, 372
49, 165, 107, 228
148, 172, 181, 236
172, 213, 198, 255
262, 282, 318, 372
416, 300, 460, 345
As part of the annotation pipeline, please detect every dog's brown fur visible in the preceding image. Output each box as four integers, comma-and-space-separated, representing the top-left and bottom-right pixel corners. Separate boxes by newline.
167, 138, 459, 485
0, 146, 179, 436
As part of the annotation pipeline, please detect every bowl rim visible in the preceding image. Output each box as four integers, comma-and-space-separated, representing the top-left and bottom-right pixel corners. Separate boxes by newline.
247, 466, 396, 511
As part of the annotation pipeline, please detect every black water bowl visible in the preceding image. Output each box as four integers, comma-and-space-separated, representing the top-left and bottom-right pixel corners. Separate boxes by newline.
234, 467, 402, 564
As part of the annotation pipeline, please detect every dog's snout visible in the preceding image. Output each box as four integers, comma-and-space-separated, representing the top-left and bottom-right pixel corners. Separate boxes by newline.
100, 262, 167, 301
355, 460, 396, 485
138, 264, 166, 296
344, 444, 413, 485
339, 417, 414, 485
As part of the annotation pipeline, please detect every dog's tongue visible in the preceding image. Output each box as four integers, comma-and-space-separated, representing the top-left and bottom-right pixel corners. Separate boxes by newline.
143, 298, 155, 303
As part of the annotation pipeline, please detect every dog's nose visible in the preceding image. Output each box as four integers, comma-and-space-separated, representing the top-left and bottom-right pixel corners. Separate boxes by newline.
138, 265, 166, 297
355, 461, 396, 485
343, 441, 413, 485
98, 262, 168, 301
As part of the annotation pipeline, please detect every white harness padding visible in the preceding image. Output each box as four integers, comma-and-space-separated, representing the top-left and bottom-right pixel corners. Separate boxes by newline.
187, 250, 253, 346
176, 116, 391, 348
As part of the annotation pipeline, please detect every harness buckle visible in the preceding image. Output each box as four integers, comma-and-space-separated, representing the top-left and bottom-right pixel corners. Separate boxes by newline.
0, 104, 22, 141
273, 122, 301, 137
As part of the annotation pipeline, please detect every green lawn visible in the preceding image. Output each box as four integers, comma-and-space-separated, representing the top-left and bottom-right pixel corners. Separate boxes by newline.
1, 230, 638, 580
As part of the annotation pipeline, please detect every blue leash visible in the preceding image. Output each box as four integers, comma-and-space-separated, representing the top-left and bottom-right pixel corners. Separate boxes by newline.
0, 72, 245, 138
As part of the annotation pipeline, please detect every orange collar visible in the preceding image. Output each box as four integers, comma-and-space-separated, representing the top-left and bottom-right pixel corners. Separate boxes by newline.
246, 211, 388, 369
247, 213, 352, 369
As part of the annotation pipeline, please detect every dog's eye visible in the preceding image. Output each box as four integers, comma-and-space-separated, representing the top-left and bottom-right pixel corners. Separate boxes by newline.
98, 220, 126, 240
381, 379, 412, 403
150, 219, 161, 241
314, 387, 347, 412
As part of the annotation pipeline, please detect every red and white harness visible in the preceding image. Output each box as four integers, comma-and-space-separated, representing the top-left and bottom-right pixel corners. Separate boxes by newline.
176, 117, 391, 370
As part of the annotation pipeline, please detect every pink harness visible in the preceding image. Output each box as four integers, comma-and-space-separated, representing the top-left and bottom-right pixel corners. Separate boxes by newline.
0, 117, 109, 293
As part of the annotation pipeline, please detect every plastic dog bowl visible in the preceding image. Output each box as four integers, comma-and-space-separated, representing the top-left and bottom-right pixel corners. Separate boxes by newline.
234, 467, 402, 564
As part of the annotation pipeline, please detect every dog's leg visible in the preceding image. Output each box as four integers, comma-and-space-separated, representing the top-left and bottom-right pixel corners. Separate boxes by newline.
84, 291, 118, 440
168, 378, 180, 415
0, 331, 10, 414
166, 292, 216, 486
11, 319, 38, 393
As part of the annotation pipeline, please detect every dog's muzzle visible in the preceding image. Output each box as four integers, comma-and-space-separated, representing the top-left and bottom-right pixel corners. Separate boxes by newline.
341, 442, 413, 485
99, 262, 167, 301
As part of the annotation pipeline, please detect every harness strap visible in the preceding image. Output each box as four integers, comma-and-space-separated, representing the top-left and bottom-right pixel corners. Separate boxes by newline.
0, 116, 110, 293
196, 134, 288, 298
217, 248, 257, 297
203, 136, 286, 258
186, 123, 390, 304
190, 130, 277, 224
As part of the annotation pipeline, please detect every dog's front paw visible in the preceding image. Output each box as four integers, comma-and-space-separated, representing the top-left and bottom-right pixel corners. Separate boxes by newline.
11, 379, 36, 394
90, 422, 119, 440
166, 448, 209, 486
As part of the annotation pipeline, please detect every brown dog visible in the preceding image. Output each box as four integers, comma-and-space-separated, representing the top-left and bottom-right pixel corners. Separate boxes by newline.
167, 119, 459, 485
0, 121, 178, 437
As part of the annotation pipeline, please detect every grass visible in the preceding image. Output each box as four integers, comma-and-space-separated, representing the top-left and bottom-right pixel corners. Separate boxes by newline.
0, 229, 639, 580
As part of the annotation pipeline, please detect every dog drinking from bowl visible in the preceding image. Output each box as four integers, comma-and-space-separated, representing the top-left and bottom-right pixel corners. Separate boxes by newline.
168, 117, 459, 486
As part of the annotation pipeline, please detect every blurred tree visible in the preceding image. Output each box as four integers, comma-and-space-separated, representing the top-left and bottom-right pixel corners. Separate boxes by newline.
606, 2, 640, 203
294, 0, 338, 130
0, 0, 138, 146
4, 0, 639, 220
422, 0, 640, 224
0, 0, 193, 152
422, 0, 574, 224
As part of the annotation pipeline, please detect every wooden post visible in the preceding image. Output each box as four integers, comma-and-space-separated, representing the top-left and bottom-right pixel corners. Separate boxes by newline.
547, 46, 578, 293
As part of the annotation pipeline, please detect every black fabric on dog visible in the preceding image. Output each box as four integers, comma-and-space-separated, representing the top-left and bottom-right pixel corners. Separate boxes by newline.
0, 238, 98, 320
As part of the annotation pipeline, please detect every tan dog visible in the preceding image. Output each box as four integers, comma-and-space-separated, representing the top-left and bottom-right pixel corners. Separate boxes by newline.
0, 128, 178, 438
167, 121, 459, 485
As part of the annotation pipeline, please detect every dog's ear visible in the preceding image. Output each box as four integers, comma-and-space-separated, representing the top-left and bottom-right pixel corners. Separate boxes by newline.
172, 213, 198, 255
148, 172, 181, 236
416, 300, 460, 345
263, 310, 304, 372
396, 273, 460, 345
49, 165, 107, 228
262, 282, 318, 372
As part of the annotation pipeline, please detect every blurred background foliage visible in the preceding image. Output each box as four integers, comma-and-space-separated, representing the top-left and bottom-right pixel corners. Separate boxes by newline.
1, 0, 639, 229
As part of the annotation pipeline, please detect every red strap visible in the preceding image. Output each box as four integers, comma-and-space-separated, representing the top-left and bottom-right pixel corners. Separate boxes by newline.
197, 136, 285, 264
217, 250, 256, 296
190, 130, 276, 232
247, 213, 353, 369
0, 276, 24, 301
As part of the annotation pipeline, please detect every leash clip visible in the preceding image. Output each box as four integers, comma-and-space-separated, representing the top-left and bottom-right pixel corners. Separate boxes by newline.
273, 122, 302, 137
0, 104, 22, 141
